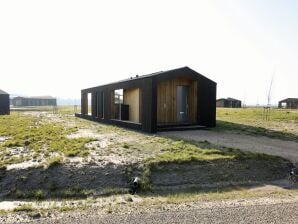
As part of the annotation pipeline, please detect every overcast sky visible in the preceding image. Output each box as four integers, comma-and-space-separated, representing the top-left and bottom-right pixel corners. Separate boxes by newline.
1, 0, 297, 105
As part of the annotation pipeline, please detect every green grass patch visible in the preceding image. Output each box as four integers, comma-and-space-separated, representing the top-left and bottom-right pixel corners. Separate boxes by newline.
164, 186, 298, 204
102, 187, 128, 196
47, 156, 62, 168
216, 108, 298, 141
13, 204, 34, 212
147, 140, 236, 165
140, 140, 289, 191
14, 189, 45, 200
0, 113, 95, 167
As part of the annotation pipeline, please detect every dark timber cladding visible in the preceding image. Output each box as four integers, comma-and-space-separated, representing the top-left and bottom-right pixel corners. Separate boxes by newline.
76, 67, 217, 133
0, 89, 10, 115
11, 96, 57, 107
278, 98, 298, 109
216, 98, 241, 108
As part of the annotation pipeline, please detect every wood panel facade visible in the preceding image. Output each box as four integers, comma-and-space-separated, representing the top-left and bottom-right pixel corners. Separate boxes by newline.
157, 78, 197, 123
124, 88, 141, 123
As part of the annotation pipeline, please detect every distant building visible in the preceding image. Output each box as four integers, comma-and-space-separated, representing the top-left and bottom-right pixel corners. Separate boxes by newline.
11, 96, 57, 107
0, 89, 10, 115
278, 98, 298, 109
216, 98, 242, 108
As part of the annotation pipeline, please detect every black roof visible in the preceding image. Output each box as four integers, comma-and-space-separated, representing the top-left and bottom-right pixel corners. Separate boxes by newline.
12, 96, 56, 100
0, 89, 9, 95
279, 98, 298, 102
84, 66, 216, 91
217, 97, 241, 102
226, 97, 241, 101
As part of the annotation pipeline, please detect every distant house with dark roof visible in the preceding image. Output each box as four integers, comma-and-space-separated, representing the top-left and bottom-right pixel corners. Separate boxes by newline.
216, 98, 241, 108
76, 66, 217, 133
11, 96, 57, 107
278, 98, 298, 109
0, 89, 10, 115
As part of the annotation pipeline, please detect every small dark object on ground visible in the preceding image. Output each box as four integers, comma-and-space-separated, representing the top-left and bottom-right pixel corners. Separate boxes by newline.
129, 177, 140, 195
289, 167, 297, 183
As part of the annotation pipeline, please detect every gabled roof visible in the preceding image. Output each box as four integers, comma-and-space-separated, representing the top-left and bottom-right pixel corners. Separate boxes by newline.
226, 97, 241, 102
0, 89, 9, 95
217, 97, 241, 102
84, 66, 216, 91
279, 98, 298, 102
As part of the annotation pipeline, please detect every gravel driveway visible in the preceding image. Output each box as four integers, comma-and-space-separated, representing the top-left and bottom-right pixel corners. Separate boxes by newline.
160, 130, 298, 163
27, 201, 298, 224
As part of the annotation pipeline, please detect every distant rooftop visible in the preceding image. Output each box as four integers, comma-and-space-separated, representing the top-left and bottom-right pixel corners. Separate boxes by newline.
217, 97, 241, 102
279, 98, 298, 102
0, 89, 9, 95
226, 97, 241, 101
13, 96, 56, 100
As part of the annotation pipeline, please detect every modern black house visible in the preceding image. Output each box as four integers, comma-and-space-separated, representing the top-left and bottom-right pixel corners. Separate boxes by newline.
11, 96, 57, 107
0, 89, 10, 115
216, 98, 241, 108
278, 98, 298, 109
76, 67, 217, 133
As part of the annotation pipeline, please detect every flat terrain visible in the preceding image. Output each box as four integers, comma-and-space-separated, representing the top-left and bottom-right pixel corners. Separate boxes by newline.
216, 107, 298, 141
0, 107, 297, 223
161, 130, 298, 163
29, 201, 298, 224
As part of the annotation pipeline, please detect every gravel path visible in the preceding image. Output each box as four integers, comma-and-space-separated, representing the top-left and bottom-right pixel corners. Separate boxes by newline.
27, 201, 298, 224
160, 130, 298, 163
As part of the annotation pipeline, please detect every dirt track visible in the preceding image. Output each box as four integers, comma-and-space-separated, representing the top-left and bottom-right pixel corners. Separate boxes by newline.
160, 130, 298, 164
23, 196, 298, 224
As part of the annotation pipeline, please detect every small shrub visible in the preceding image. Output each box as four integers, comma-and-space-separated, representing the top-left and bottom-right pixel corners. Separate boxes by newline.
15, 190, 24, 198
123, 142, 130, 149
47, 156, 62, 168
34, 189, 45, 200
65, 150, 79, 157
49, 182, 58, 191
13, 204, 34, 212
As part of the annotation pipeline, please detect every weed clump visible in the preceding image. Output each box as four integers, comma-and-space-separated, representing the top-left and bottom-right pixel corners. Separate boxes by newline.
47, 156, 62, 168
13, 204, 34, 212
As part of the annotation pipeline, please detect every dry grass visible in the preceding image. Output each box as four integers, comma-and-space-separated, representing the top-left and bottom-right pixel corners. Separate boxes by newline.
216, 108, 298, 140
0, 113, 95, 168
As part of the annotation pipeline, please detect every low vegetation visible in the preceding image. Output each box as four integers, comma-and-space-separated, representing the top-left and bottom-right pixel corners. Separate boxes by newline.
216, 108, 298, 141
0, 113, 95, 168
0, 106, 295, 217
13, 204, 34, 212
138, 140, 290, 191
46, 156, 62, 168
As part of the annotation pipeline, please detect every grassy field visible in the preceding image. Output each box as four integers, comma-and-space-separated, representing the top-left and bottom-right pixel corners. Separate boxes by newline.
0, 107, 297, 221
216, 107, 298, 141
0, 113, 94, 168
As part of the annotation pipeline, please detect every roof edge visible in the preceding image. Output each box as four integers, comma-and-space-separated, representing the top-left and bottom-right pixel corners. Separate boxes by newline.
82, 66, 216, 91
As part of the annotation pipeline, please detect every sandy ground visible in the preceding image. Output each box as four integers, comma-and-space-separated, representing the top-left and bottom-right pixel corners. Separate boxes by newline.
1, 112, 298, 223
48, 202, 298, 224
160, 130, 298, 164
2, 191, 298, 224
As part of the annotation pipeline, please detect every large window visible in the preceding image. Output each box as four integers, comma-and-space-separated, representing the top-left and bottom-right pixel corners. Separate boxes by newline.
114, 89, 123, 104
111, 88, 140, 123
112, 89, 123, 120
